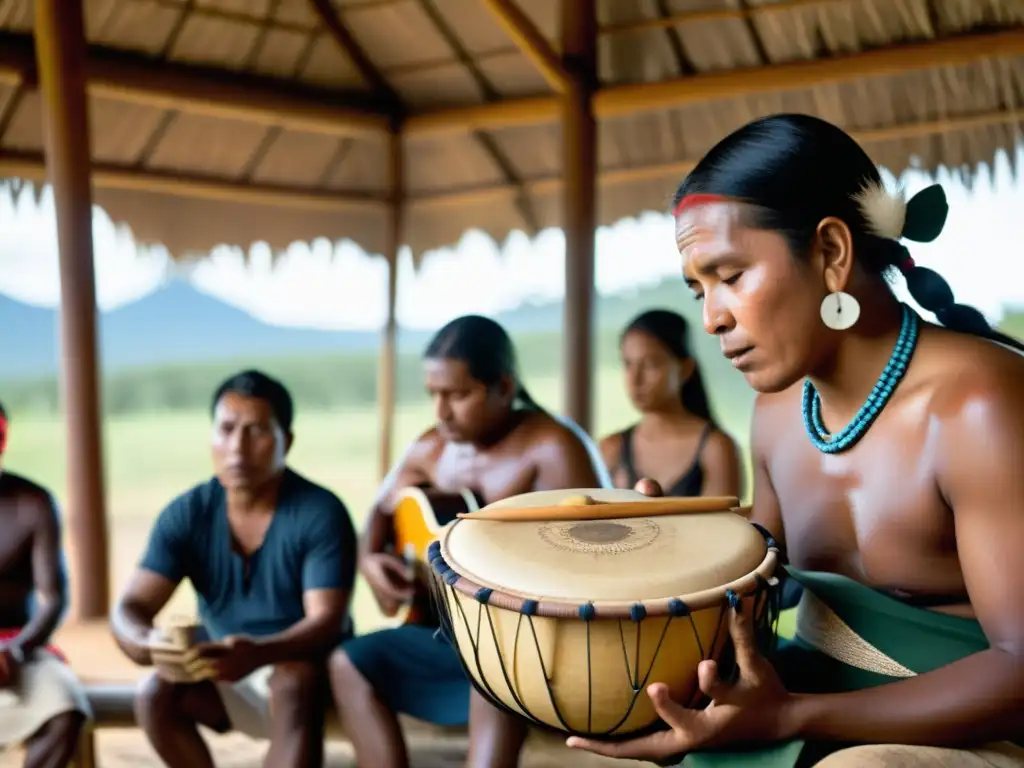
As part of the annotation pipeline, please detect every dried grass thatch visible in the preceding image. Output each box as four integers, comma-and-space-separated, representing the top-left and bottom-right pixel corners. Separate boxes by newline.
0, 0, 1022, 260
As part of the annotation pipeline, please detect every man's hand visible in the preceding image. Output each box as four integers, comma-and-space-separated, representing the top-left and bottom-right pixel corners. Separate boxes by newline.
567, 605, 797, 762
0, 646, 18, 688
184, 636, 260, 683
361, 552, 414, 617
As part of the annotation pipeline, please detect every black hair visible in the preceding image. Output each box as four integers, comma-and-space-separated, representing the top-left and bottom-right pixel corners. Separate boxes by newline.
622, 309, 715, 422
673, 113, 1023, 352
210, 369, 294, 433
0, 399, 6, 421
423, 315, 541, 411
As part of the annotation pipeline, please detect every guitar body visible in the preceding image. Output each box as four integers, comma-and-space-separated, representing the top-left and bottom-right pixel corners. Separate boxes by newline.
390, 486, 482, 626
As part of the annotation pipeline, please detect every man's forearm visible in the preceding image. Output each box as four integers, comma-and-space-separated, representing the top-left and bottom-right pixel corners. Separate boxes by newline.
787, 648, 1024, 746
8, 599, 63, 657
359, 509, 391, 562
253, 614, 344, 666
109, 605, 155, 666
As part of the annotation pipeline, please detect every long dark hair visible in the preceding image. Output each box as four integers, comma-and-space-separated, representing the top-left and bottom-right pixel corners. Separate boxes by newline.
672, 113, 1023, 353
423, 315, 542, 411
622, 309, 715, 422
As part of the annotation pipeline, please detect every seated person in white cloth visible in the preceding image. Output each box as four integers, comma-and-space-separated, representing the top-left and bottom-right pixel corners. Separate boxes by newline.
0, 399, 90, 768
110, 370, 357, 768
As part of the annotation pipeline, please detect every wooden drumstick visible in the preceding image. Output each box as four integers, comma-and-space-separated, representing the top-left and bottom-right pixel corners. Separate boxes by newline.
456, 495, 740, 521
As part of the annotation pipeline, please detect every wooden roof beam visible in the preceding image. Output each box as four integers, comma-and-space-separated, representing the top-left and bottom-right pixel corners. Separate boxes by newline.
307, 0, 403, 111
408, 108, 1024, 209
480, 0, 571, 93
404, 28, 1024, 135
0, 150, 387, 212
0, 32, 391, 137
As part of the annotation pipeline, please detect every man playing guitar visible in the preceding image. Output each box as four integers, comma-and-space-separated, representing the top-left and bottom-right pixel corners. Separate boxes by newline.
329, 314, 610, 768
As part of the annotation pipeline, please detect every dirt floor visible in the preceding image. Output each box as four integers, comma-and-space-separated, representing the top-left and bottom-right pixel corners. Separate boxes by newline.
2, 728, 645, 767
0, 724, 649, 768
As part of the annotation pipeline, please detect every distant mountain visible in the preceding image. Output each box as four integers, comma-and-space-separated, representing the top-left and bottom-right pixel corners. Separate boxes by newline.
3, 275, 1021, 383
0, 277, 691, 381
1, 280, 413, 380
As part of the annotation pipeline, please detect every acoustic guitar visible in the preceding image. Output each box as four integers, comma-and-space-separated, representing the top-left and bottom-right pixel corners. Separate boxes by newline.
388, 486, 483, 626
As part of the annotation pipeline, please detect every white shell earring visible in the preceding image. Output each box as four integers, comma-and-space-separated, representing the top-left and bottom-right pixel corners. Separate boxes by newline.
820, 291, 860, 331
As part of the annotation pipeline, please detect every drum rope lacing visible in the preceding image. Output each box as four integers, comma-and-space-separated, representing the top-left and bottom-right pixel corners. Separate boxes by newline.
426, 526, 782, 739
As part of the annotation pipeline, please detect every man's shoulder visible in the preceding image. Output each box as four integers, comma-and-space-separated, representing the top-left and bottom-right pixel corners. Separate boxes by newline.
520, 410, 588, 449
163, 477, 222, 518
0, 472, 56, 521
281, 468, 349, 514
0, 471, 52, 502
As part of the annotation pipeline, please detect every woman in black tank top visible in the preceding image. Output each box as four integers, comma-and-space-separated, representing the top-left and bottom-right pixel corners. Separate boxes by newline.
599, 309, 743, 497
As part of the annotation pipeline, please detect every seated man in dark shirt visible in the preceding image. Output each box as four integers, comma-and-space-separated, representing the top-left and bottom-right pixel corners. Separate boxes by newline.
110, 370, 357, 768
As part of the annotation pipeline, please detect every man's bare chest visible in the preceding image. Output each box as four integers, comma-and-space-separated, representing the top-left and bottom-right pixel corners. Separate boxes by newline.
430, 447, 537, 505
767, 438, 956, 585
0, 523, 31, 579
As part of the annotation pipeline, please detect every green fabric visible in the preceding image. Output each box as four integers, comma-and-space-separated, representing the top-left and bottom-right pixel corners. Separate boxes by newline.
681, 566, 988, 768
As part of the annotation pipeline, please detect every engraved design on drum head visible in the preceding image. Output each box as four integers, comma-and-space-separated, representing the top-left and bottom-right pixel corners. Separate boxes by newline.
537, 519, 660, 554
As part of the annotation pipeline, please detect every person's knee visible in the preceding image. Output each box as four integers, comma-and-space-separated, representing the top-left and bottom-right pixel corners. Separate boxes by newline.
328, 648, 374, 705
268, 660, 322, 712
329, 648, 366, 685
134, 671, 181, 721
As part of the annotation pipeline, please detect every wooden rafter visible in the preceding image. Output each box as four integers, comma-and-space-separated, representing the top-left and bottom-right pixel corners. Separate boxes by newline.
407, 108, 1024, 210
480, 0, 570, 93
404, 28, 1024, 135
0, 31, 389, 136
0, 150, 386, 212
417, 0, 540, 234
307, 0, 402, 113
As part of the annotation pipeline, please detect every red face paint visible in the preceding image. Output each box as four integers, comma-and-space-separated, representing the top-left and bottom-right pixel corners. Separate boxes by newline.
672, 193, 730, 217
0, 415, 6, 455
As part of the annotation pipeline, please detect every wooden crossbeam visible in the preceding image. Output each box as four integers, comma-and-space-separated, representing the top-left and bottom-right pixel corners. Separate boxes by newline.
0, 32, 390, 136
404, 28, 1024, 135
0, 150, 387, 212
480, 0, 570, 92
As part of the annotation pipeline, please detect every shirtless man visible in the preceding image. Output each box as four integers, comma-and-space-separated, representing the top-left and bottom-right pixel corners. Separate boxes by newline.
329, 314, 612, 768
0, 400, 90, 768
569, 115, 1024, 767
110, 371, 357, 768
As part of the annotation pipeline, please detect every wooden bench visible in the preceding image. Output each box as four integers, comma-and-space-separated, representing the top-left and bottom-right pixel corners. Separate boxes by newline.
71, 682, 469, 768
55, 621, 467, 768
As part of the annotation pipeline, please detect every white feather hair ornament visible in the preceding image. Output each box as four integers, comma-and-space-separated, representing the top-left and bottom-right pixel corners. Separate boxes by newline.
852, 179, 907, 241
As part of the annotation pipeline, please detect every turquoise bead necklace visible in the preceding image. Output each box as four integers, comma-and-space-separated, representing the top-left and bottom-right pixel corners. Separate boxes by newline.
802, 303, 920, 454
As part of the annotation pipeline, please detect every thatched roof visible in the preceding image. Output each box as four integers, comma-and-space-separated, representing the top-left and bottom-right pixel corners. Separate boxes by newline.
1, 0, 1023, 260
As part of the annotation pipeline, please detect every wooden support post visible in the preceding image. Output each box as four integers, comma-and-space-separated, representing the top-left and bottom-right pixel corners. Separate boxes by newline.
560, 0, 597, 433
377, 128, 403, 480
34, 0, 109, 619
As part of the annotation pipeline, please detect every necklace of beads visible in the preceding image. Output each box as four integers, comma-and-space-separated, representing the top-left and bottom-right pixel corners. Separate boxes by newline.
802, 303, 920, 454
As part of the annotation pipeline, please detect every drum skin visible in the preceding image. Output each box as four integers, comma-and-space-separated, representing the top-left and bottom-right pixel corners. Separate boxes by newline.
433, 488, 771, 737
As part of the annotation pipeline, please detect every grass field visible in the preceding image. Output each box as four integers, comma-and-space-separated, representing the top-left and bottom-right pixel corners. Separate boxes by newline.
2, 366, 757, 633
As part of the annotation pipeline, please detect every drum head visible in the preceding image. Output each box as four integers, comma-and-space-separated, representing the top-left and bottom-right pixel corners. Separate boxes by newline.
442, 488, 766, 604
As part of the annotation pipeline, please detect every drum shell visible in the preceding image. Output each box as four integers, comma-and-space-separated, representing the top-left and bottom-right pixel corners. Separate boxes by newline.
436, 581, 743, 736
428, 488, 778, 738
